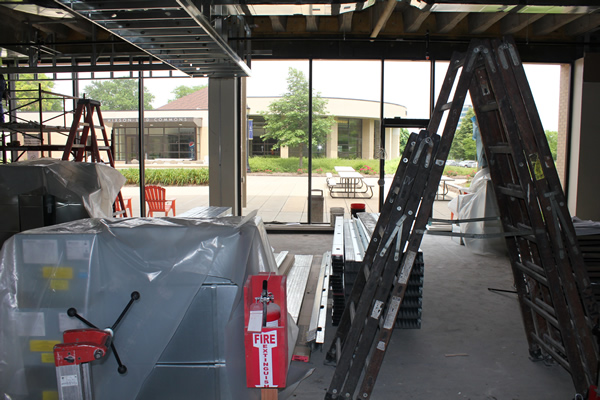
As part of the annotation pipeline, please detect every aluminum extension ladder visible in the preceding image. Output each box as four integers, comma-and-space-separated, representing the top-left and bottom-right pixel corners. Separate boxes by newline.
324, 36, 599, 399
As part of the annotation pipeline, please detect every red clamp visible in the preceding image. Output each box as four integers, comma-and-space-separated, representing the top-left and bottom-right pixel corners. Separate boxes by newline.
54, 329, 112, 367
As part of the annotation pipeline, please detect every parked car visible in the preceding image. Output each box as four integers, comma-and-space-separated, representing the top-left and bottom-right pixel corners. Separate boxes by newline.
459, 160, 478, 168
446, 160, 459, 166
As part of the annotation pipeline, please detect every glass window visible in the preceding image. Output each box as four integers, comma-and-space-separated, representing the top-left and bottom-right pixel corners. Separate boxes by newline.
249, 116, 280, 157
337, 118, 363, 159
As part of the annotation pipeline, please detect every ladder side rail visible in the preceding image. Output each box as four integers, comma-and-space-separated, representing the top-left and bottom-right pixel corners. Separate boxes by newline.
325, 132, 432, 398
74, 103, 92, 162
491, 38, 599, 385
86, 105, 102, 163
62, 101, 85, 160
480, 39, 592, 393
469, 63, 550, 361
326, 132, 420, 362
495, 37, 600, 328
343, 134, 439, 400
427, 51, 466, 135
94, 105, 117, 168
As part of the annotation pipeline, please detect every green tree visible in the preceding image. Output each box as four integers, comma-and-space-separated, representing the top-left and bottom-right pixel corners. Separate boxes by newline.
449, 107, 477, 160
14, 74, 62, 112
81, 79, 154, 110
171, 85, 207, 100
545, 130, 558, 160
260, 68, 335, 168
399, 128, 410, 155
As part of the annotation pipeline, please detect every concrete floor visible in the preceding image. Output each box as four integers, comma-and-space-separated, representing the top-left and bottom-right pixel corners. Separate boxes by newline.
266, 231, 577, 399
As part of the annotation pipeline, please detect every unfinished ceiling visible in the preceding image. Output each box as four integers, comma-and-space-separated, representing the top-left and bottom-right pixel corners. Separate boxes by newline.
0, 0, 599, 78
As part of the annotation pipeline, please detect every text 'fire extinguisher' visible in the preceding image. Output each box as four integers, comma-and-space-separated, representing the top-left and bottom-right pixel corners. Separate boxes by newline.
244, 273, 288, 388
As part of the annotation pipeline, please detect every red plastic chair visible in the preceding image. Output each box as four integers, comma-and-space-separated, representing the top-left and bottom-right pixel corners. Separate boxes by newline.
145, 185, 176, 217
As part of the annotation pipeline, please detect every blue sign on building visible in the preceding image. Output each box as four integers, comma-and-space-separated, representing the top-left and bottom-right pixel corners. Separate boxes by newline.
248, 119, 253, 140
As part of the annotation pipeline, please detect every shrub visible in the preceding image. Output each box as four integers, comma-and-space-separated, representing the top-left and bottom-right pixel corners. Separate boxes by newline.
119, 168, 209, 185
358, 165, 377, 175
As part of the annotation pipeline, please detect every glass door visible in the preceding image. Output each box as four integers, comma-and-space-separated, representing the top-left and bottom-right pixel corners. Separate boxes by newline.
245, 60, 310, 223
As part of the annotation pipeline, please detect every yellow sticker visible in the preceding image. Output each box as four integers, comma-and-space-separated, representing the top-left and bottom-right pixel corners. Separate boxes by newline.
49, 279, 69, 291
42, 267, 73, 280
30, 340, 60, 352
43, 391, 59, 400
41, 352, 55, 363
529, 153, 545, 181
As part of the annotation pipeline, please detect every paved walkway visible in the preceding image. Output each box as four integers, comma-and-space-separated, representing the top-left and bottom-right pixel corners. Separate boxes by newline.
121, 174, 461, 224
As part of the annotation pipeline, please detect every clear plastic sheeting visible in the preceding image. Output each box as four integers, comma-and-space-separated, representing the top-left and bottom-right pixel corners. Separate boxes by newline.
0, 158, 125, 220
448, 168, 507, 256
0, 216, 285, 400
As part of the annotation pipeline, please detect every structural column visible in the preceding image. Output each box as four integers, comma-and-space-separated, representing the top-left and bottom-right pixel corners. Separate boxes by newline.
208, 78, 241, 214
567, 53, 600, 220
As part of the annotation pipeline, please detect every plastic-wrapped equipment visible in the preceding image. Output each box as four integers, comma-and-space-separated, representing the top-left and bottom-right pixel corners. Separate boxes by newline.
447, 168, 506, 256
0, 159, 125, 248
0, 216, 287, 400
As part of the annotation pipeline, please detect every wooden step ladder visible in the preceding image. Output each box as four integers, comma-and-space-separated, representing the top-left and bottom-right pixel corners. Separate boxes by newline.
62, 99, 128, 217
324, 36, 599, 399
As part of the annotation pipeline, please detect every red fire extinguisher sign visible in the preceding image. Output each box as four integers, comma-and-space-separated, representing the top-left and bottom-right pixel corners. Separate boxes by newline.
244, 273, 288, 388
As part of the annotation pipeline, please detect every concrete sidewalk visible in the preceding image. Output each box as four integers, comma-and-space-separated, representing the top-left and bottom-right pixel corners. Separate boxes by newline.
120, 174, 460, 223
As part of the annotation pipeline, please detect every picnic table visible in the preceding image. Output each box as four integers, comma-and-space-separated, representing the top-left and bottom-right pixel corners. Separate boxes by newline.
326, 167, 375, 198
436, 176, 455, 200
334, 166, 356, 173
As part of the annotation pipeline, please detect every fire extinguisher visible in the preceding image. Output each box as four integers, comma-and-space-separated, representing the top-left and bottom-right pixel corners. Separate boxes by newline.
250, 279, 281, 328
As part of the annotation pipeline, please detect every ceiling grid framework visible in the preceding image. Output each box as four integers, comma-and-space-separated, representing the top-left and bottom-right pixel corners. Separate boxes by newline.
0, 0, 599, 77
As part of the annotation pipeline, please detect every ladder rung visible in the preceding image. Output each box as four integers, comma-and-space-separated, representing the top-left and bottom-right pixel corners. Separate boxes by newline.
523, 297, 559, 329
505, 224, 536, 241
78, 124, 105, 130
523, 260, 547, 277
534, 297, 557, 319
515, 261, 548, 285
488, 143, 511, 154
497, 186, 525, 199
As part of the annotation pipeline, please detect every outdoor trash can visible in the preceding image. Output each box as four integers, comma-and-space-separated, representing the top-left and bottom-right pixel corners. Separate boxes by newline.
351, 203, 366, 218
311, 189, 324, 223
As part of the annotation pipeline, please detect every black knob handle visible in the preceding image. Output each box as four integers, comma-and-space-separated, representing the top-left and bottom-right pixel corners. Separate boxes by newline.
66, 291, 140, 374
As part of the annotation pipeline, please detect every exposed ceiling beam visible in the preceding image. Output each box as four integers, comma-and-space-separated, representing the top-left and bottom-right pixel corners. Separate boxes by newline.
468, 12, 507, 34
269, 15, 286, 32
436, 12, 468, 34
501, 13, 546, 35
306, 15, 319, 32
339, 12, 352, 33
370, 0, 398, 38
564, 13, 600, 36
402, 4, 431, 33
533, 14, 583, 36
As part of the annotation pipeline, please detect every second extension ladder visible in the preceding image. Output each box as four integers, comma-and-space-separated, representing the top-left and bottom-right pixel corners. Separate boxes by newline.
324, 36, 598, 399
